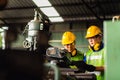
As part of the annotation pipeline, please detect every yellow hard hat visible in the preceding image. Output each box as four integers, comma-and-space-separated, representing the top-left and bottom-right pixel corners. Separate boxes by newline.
62, 31, 76, 45
85, 25, 102, 38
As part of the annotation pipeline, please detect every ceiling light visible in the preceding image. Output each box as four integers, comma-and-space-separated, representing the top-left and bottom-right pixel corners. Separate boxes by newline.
32, 0, 64, 22
40, 7, 59, 17
32, 0, 51, 7
49, 17, 64, 22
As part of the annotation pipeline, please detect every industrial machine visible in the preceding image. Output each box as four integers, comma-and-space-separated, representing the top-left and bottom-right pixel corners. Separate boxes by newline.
0, 9, 49, 80
45, 47, 96, 80
22, 9, 43, 51
104, 16, 120, 80
23, 9, 50, 51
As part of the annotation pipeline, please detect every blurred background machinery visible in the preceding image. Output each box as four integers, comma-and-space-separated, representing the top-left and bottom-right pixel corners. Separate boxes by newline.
22, 9, 44, 51
45, 47, 97, 80
104, 16, 120, 80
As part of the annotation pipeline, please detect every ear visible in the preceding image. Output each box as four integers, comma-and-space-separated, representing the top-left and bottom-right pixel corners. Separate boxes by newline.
98, 35, 103, 42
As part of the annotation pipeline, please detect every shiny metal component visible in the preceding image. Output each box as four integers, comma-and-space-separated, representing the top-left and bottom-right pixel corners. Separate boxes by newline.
112, 16, 120, 22
23, 9, 43, 50
46, 47, 67, 58
0, 26, 8, 49
23, 40, 32, 48
44, 63, 60, 80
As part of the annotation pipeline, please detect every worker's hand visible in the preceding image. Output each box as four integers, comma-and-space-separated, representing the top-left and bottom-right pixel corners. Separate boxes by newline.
61, 56, 71, 64
57, 56, 71, 68
57, 61, 69, 68
70, 61, 96, 72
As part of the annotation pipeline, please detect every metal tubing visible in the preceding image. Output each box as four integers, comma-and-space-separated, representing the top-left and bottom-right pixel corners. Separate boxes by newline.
44, 63, 60, 80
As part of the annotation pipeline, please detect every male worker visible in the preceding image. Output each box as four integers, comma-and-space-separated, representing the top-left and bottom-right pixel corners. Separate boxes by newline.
61, 31, 84, 70
85, 25, 104, 80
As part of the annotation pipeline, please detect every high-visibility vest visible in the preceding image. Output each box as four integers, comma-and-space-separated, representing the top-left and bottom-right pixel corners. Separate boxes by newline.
66, 49, 84, 69
86, 48, 104, 80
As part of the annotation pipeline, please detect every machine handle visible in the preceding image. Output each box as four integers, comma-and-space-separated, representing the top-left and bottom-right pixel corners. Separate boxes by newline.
112, 16, 120, 22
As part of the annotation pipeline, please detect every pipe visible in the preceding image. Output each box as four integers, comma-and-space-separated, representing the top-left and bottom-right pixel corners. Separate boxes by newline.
44, 63, 60, 80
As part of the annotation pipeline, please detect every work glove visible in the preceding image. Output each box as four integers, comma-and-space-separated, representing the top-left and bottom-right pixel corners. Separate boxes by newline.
57, 56, 71, 68
70, 61, 96, 72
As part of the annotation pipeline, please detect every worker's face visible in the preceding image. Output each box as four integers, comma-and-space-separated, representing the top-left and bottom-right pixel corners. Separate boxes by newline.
87, 36, 101, 47
63, 42, 75, 52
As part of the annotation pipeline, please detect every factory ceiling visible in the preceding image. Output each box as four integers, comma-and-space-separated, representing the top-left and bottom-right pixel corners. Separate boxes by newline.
0, 0, 120, 25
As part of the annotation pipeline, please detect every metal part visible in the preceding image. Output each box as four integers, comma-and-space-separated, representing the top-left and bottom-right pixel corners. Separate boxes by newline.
0, 26, 8, 49
46, 67, 96, 80
112, 16, 120, 22
44, 63, 60, 80
23, 9, 43, 51
46, 47, 66, 58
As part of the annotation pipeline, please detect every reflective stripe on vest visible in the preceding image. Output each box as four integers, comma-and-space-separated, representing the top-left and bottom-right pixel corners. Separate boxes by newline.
90, 55, 102, 60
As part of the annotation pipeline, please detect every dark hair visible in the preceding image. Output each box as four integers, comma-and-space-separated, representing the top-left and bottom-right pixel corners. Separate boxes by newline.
94, 34, 102, 38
